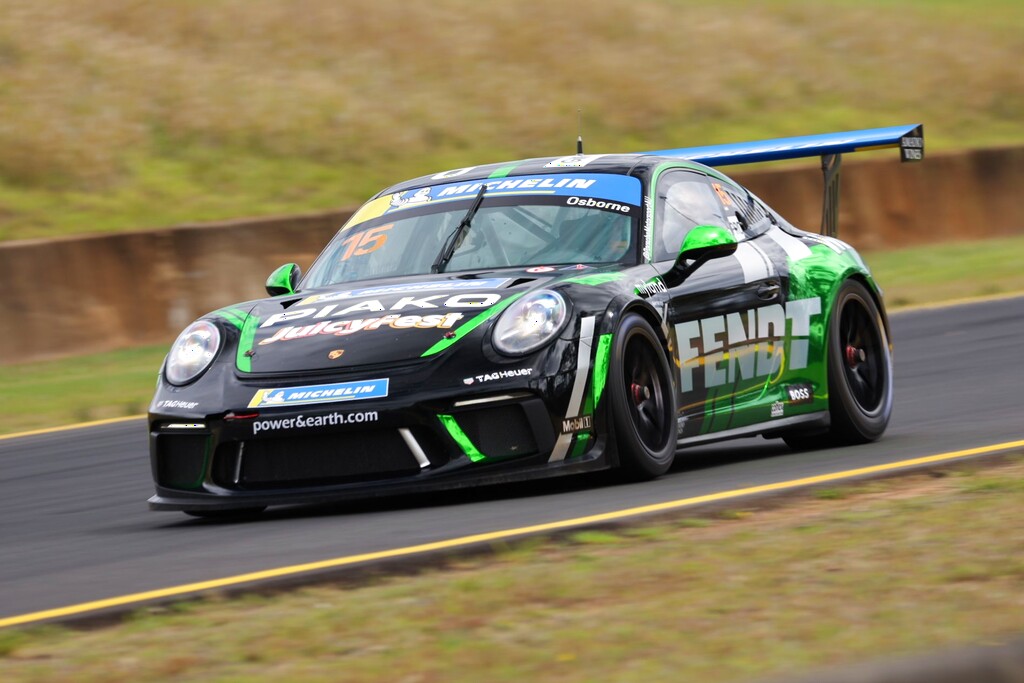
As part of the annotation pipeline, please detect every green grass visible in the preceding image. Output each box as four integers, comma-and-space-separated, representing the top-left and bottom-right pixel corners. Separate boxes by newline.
1, 235, 1022, 436
0, 345, 166, 435
864, 235, 1024, 307
2, 459, 1022, 682
0, 0, 1022, 240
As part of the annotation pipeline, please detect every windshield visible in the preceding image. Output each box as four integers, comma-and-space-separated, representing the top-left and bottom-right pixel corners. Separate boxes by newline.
304, 173, 643, 288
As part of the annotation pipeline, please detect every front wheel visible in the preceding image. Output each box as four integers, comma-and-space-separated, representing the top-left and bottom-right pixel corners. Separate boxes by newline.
784, 279, 892, 449
608, 314, 678, 479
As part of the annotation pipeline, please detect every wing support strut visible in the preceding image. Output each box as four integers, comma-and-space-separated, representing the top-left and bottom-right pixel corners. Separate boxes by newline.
820, 153, 842, 237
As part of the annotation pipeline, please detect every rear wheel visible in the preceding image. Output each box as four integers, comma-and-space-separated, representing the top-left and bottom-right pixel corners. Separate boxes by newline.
784, 279, 892, 449
608, 314, 677, 479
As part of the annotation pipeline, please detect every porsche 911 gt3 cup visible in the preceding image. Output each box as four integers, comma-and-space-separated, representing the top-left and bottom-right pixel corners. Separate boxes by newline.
148, 125, 923, 515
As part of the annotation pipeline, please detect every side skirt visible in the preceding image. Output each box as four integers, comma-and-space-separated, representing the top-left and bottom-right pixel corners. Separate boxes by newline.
677, 411, 829, 448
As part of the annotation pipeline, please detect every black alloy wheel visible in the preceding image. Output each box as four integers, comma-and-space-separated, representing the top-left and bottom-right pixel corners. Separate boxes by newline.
785, 279, 892, 450
609, 314, 678, 479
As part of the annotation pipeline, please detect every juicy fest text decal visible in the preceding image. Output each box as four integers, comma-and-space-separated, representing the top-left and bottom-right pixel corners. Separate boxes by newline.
675, 297, 821, 392
248, 378, 389, 408
258, 293, 501, 345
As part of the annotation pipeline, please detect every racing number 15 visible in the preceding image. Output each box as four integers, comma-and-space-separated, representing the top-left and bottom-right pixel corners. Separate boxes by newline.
339, 224, 392, 261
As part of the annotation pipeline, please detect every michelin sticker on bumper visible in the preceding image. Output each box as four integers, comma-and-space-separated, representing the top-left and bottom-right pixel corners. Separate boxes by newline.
248, 378, 389, 408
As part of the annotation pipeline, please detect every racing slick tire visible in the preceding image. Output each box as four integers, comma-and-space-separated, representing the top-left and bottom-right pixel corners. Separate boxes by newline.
608, 313, 678, 479
784, 279, 892, 450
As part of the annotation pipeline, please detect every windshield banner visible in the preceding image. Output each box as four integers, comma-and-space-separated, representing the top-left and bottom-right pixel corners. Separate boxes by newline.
347, 174, 642, 228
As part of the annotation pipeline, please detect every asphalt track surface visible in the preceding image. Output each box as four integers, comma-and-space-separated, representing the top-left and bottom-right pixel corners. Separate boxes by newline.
2, 296, 1023, 627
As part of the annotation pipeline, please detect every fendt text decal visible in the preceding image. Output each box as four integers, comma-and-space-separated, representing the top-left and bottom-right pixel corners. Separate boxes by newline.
675, 298, 821, 392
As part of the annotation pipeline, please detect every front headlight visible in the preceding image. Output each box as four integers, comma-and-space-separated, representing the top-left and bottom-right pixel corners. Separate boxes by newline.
492, 290, 568, 355
165, 320, 222, 385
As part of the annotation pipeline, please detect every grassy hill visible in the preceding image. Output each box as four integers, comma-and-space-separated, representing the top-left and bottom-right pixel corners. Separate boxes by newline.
1, 0, 1022, 240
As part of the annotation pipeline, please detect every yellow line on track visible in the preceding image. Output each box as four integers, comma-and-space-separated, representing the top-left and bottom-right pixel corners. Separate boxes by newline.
0, 415, 146, 442
2, 438, 1022, 630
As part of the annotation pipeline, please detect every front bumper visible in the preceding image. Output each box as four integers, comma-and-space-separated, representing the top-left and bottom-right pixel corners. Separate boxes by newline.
148, 388, 609, 512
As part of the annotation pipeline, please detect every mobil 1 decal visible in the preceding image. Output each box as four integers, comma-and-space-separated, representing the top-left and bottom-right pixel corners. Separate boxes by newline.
671, 297, 821, 433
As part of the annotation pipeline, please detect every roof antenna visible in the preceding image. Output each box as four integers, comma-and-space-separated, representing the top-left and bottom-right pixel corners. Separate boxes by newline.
576, 109, 584, 155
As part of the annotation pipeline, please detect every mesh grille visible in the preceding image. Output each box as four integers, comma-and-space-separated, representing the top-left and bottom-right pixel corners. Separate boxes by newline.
154, 434, 209, 490
216, 430, 425, 489
456, 404, 538, 459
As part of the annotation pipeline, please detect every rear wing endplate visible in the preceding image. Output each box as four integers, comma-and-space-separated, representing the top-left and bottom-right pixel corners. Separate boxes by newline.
640, 124, 924, 236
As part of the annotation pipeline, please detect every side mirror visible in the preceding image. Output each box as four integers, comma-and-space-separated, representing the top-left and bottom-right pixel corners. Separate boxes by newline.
663, 225, 738, 289
677, 224, 738, 263
266, 263, 301, 297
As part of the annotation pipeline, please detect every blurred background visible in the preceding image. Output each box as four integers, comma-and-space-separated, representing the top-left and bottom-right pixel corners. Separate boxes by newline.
1, 0, 1021, 240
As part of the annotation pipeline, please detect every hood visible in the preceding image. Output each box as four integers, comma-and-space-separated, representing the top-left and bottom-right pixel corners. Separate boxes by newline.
235, 274, 542, 374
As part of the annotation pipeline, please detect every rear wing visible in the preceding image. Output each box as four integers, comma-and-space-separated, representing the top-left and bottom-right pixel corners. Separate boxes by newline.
639, 124, 924, 236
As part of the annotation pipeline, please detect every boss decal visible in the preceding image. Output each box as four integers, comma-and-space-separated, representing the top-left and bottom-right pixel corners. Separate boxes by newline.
248, 379, 388, 408
675, 297, 821, 392
786, 383, 814, 404
264, 293, 501, 328
259, 313, 463, 345
561, 415, 593, 434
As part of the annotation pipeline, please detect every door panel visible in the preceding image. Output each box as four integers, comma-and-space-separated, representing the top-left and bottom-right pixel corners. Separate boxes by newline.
665, 235, 785, 438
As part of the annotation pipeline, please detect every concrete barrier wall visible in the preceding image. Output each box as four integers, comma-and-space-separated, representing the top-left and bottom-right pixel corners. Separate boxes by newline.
2, 146, 1022, 365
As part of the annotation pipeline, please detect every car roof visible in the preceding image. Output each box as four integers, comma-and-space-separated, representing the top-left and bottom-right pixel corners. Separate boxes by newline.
374, 153, 721, 198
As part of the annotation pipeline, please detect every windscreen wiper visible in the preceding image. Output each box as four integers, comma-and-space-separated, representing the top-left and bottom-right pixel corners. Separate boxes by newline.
431, 185, 487, 274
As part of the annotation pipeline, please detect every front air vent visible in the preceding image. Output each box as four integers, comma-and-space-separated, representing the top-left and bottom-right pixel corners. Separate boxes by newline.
211, 428, 449, 490
154, 433, 210, 490
455, 403, 539, 459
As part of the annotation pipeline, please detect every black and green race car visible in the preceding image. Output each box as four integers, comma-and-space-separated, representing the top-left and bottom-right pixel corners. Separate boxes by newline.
148, 124, 924, 515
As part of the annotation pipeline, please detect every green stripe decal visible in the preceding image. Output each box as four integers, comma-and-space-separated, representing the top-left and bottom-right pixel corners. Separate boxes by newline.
570, 432, 591, 458
214, 308, 247, 330
437, 414, 486, 462
235, 314, 260, 372
592, 333, 613, 407
488, 165, 517, 179
561, 272, 626, 286
420, 293, 524, 357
